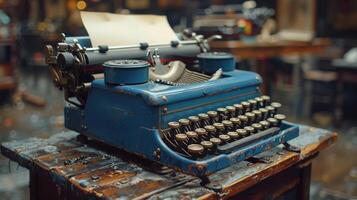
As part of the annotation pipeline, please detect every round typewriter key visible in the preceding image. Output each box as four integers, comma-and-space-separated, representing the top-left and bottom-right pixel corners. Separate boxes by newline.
244, 126, 255, 135
248, 99, 257, 110
219, 134, 230, 144
236, 129, 248, 137
222, 120, 232, 126
274, 114, 286, 126
271, 102, 282, 114
198, 113, 209, 119
259, 120, 270, 130
261, 95, 271, 106
252, 110, 262, 121
226, 106, 236, 112
187, 144, 204, 158
175, 133, 188, 142
179, 118, 190, 126
186, 131, 199, 143
227, 131, 239, 140
207, 110, 218, 117
217, 107, 228, 120
217, 107, 228, 114
207, 110, 218, 123
222, 120, 234, 131
255, 97, 264, 108
168, 121, 180, 128
226, 106, 236, 118
201, 141, 213, 150
259, 108, 269, 119
179, 118, 191, 132
210, 137, 222, 146
238, 115, 248, 126
198, 113, 210, 126
213, 123, 225, 135
245, 112, 255, 123
230, 117, 241, 128
195, 128, 208, 140
204, 125, 216, 132
252, 123, 263, 132
186, 131, 198, 139
267, 118, 278, 127
188, 116, 200, 129
213, 123, 224, 130
204, 125, 216, 137
233, 104, 243, 115
188, 116, 199, 123
241, 101, 251, 112
195, 128, 208, 138
265, 106, 275, 117
168, 121, 181, 135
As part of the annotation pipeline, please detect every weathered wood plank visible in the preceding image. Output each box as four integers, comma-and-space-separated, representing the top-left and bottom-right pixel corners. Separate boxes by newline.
0, 125, 337, 199
1, 131, 80, 168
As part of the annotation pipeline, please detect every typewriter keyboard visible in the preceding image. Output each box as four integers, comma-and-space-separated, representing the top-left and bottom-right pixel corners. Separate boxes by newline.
161, 96, 287, 159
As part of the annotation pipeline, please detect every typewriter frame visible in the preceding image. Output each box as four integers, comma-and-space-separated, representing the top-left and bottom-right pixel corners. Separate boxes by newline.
46, 33, 300, 177
64, 69, 299, 176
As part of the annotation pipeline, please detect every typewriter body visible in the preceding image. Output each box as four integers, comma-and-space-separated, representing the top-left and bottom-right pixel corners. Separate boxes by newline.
46, 31, 299, 177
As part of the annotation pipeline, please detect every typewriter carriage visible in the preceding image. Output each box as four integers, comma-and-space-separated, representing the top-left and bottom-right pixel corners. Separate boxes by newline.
45, 32, 219, 106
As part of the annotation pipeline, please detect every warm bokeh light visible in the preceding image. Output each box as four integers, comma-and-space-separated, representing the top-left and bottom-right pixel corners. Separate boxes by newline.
77, 0, 87, 10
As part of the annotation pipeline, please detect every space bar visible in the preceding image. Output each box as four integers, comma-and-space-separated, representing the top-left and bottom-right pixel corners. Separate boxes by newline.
217, 127, 280, 153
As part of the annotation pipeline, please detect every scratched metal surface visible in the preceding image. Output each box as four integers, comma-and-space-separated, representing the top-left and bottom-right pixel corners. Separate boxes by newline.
0, 125, 336, 199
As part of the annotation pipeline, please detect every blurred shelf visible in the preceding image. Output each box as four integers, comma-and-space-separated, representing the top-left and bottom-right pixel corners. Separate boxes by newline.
210, 38, 331, 59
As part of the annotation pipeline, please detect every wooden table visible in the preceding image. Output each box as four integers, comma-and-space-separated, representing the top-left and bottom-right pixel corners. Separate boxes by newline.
1, 125, 336, 200
210, 39, 331, 118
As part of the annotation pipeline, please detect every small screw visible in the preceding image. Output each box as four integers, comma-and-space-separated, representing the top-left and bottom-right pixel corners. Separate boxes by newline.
163, 107, 168, 113
82, 125, 87, 130
162, 96, 167, 101
119, 178, 129, 184
91, 175, 100, 181
196, 164, 206, 171
153, 148, 161, 160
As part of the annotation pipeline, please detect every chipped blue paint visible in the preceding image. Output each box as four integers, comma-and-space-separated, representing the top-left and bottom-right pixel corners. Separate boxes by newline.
64, 63, 299, 176
60, 37, 298, 176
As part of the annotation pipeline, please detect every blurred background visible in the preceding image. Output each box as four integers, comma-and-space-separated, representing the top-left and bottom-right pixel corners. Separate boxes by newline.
0, 0, 356, 199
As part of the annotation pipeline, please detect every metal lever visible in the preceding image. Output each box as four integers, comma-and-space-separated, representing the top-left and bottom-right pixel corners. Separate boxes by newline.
182, 29, 222, 52
147, 49, 167, 75
205, 35, 223, 43
209, 69, 223, 81
283, 142, 301, 153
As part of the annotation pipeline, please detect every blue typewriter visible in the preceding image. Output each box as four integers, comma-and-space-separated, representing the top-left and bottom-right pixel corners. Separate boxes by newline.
45, 31, 299, 177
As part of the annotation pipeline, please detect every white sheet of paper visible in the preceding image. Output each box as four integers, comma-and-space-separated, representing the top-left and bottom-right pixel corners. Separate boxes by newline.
80, 11, 179, 47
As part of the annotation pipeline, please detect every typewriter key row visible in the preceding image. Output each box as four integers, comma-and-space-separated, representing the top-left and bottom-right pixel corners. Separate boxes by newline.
162, 96, 286, 159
